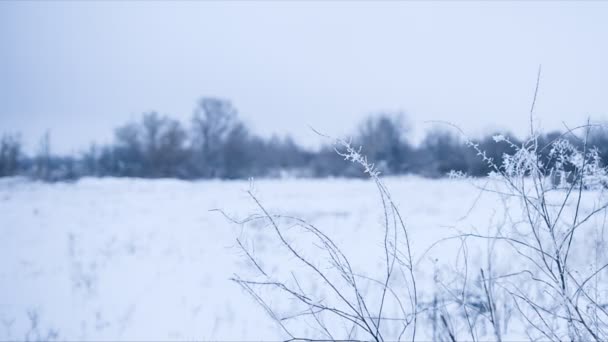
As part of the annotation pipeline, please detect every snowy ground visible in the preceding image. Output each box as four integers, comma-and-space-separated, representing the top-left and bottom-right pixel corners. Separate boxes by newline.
0, 176, 605, 340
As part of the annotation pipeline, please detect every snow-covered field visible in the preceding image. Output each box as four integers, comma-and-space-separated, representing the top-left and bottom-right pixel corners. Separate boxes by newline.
0, 176, 605, 340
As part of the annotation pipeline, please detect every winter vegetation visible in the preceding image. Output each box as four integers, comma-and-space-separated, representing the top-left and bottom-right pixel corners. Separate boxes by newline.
3, 72, 608, 342
3, 96, 608, 182
216, 116, 608, 340
4, 1, 608, 340
3, 116, 608, 340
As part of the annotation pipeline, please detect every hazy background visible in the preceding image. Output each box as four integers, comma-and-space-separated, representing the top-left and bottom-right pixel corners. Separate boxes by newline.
3, 3, 608, 341
2, 2, 608, 154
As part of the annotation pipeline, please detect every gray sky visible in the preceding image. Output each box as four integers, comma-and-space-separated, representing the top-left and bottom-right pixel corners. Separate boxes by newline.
1, 2, 608, 154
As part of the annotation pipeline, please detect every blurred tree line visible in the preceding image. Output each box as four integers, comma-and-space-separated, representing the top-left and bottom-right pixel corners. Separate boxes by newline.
1, 97, 607, 181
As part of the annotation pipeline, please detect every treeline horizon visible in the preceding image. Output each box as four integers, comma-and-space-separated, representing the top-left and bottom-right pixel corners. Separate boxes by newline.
1, 97, 607, 181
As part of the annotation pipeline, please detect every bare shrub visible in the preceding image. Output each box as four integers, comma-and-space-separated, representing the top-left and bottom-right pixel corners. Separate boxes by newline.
215, 136, 418, 341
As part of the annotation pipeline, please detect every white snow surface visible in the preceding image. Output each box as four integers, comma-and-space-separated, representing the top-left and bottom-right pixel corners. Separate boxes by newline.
0, 176, 603, 340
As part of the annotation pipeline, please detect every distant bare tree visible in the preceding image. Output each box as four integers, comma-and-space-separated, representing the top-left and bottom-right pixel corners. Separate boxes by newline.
141, 112, 188, 177
0, 133, 22, 177
191, 97, 242, 178
112, 112, 188, 178
82, 143, 100, 176
418, 128, 468, 177
35, 131, 51, 181
114, 121, 143, 177
357, 113, 412, 174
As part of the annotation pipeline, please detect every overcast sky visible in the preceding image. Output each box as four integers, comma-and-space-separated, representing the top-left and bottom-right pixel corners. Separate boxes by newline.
1, 2, 608, 154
